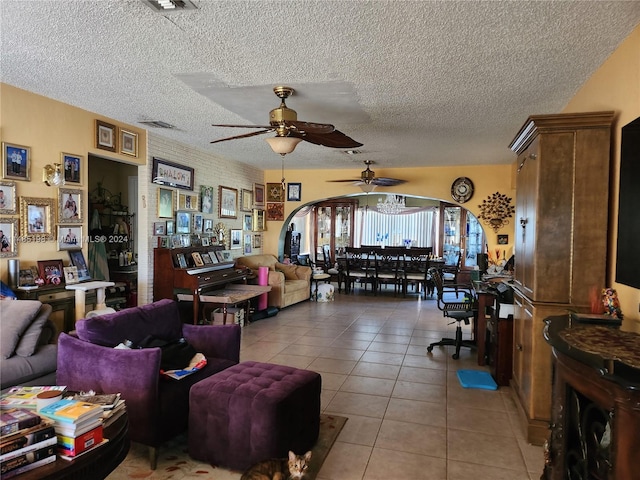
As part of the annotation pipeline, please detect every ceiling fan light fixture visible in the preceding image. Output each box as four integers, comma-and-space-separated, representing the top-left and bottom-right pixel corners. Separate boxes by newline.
359, 183, 377, 193
43, 163, 65, 186
265, 136, 302, 155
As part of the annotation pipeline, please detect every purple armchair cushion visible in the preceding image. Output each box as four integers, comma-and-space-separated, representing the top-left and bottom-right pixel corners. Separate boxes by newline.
76, 299, 183, 347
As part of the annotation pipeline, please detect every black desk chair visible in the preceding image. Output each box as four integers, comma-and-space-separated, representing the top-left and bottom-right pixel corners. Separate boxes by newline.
427, 268, 477, 359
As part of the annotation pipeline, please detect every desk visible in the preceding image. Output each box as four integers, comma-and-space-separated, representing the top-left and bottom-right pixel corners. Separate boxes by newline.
179, 284, 271, 325
474, 289, 496, 366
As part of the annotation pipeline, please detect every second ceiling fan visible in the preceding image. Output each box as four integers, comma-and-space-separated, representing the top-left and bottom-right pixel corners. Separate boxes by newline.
328, 160, 408, 188
211, 86, 362, 153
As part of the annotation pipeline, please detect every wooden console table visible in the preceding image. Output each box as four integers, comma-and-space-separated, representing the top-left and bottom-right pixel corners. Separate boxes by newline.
543, 315, 640, 479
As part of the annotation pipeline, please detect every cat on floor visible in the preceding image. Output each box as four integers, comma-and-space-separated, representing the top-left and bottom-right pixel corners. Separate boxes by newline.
241, 450, 312, 480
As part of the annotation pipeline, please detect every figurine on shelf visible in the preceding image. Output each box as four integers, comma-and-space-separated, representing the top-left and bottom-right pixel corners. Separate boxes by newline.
602, 287, 623, 319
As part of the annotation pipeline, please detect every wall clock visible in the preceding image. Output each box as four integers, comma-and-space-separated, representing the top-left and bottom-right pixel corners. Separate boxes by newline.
451, 177, 474, 203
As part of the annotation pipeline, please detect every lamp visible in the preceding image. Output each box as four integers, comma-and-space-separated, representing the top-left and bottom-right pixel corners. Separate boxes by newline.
377, 194, 406, 214
43, 163, 65, 186
265, 136, 302, 155
358, 183, 377, 193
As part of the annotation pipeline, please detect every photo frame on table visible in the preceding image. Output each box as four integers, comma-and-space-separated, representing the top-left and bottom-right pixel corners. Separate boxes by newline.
201, 236, 210, 247
0, 181, 17, 214
176, 211, 191, 234
96, 120, 116, 152
219, 186, 238, 219
216, 250, 233, 263
230, 229, 242, 249
68, 249, 91, 281
497, 234, 509, 245
266, 183, 284, 202
61, 153, 82, 185
253, 234, 262, 249
252, 209, 265, 232
243, 214, 253, 231
20, 197, 54, 240
0, 217, 18, 258
287, 183, 301, 202
177, 192, 199, 211
166, 219, 175, 235
207, 250, 219, 263
119, 129, 138, 157
241, 188, 253, 212
253, 183, 265, 207
153, 222, 166, 236
58, 188, 83, 223
57, 225, 82, 250
266, 202, 284, 221
200, 185, 214, 214
151, 157, 194, 191
2, 142, 30, 181
19, 267, 38, 286
157, 187, 175, 218
63, 266, 79, 285
37, 259, 64, 286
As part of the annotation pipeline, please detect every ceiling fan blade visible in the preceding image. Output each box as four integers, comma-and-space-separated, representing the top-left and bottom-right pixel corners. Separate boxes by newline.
292, 129, 363, 148
372, 177, 407, 186
287, 120, 335, 134
326, 178, 361, 183
211, 124, 274, 129
210, 129, 273, 144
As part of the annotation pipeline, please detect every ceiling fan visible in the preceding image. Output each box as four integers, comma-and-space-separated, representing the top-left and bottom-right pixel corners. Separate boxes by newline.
327, 160, 408, 189
210, 86, 362, 154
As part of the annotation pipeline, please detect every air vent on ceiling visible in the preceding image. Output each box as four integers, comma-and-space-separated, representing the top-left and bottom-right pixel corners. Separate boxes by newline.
141, 0, 198, 12
139, 120, 176, 129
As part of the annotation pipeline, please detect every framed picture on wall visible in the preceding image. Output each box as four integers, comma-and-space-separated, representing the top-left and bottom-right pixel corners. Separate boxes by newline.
20, 197, 54, 240
176, 211, 191, 234
158, 187, 175, 218
0, 181, 17, 214
230, 229, 242, 249
200, 185, 214, 214
253, 234, 262, 249
96, 120, 117, 152
0, 217, 18, 258
253, 183, 265, 207
266, 202, 284, 221
497, 234, 509, 245
266, 183, 284, 202
252, 209, 265, 232
57, 225, 82, 250
287, 183, 301, 202
119, 129, 138, 157
61, 153, 82, 185
151, 157, 194, 191
219, 186, 238, 219
58, 188, 82, 223
2, 142, 30, 181
177, 192, 199, 211
243, 214, 253, 231
241, 189, 253, 211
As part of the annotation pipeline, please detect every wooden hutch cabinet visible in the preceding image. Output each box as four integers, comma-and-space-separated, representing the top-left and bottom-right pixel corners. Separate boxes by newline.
508, 111, 614, 445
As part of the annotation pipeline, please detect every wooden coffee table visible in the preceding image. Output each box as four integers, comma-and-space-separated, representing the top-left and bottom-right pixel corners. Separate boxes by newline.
16, 411, 129, 480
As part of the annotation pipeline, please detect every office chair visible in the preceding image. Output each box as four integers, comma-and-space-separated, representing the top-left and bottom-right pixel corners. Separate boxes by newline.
427, 268, 477, 359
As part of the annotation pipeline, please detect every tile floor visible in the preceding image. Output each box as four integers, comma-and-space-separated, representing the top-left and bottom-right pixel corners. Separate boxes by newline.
239, 287, 544, 480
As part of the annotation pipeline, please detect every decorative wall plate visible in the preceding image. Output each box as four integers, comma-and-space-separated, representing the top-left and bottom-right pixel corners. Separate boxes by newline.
451, 177, 474, 203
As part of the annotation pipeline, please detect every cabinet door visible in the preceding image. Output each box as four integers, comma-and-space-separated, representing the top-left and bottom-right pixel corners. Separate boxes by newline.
512, 289, 533, 411
515, 142, 538, 296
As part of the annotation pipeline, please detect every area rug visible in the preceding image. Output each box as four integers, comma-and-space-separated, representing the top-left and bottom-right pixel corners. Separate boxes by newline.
106, 414, 347, 480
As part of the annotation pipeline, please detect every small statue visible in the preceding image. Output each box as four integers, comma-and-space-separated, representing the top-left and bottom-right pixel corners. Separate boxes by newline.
602, 287, 623, 319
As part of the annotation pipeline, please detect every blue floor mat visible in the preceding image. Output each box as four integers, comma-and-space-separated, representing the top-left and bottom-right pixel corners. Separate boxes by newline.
457, 369, 498, 390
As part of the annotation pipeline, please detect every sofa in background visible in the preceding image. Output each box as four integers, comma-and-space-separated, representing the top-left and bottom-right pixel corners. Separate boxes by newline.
56, 299, 241, 468
235, 254, 312, 309
0, 300, 57, 390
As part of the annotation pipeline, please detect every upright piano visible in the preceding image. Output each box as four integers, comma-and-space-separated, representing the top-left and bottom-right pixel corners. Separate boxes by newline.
153, 246, 249, 324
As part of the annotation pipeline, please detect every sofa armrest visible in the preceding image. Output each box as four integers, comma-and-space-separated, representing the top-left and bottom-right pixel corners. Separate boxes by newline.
182, 324, 240, 364
57, 333, 162, 403
268, 270, 285, 286
296, 265, 312, 281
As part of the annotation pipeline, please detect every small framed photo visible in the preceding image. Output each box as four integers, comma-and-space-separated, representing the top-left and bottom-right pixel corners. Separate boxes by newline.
266, 202, 284, 221
158, 187, 175, 218
266, 183, 284, 202
203, 218, 213, 233
61, 153, 82, 185
200, 185, 214, 214
58, 188, 83, 223
119, 129, 138, 157
176, 211, 191, 234
193, 213, 204, 233
96, 120, 117, 152
154, 222, 166, 236
151, 157, 194, 191
0, 217, 18, 257
175, 253, 188, 269
253, 183, 265, 207
0, 181, 17, 214
57, 225, 82, 250
166, 219, 175, 235
219, 186, 238, 219
208, 250, 219, 263
191, 252, 205, 267
252, 209, 265, 232
201, 236, 211, 247
230, 229, 242, 249
63, 266, 79, 285
2, 142, 30, 181
497, 234, 509, 245
287, 183, 301, 202
68, 249, 91, 281
253, 234, 262, 249
177, 192, 199, 211
20, 197, 54, 240
216, 250, 233, 263
241, 188, 253, 212
19, 267, 37, 286
244, 233, 252, 254
37, 259, 65, 286
243, 214, 253, 231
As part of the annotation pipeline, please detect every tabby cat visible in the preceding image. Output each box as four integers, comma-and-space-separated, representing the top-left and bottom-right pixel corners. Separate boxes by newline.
240, 450, 312, 480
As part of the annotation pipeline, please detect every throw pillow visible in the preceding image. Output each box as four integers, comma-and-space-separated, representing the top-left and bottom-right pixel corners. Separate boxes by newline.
0, 300, 43, 359
280, 264, 299, 280
15, 304, 53, 357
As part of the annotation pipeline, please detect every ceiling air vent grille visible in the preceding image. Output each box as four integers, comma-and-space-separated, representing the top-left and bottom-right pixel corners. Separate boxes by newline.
141, 0, 198, 13
139, 120, 176, 129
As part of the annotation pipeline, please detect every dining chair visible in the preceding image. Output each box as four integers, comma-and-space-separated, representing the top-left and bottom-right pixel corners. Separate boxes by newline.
344, 247, 374, 294
402, 251, 431, 299
373, 248, 404, 296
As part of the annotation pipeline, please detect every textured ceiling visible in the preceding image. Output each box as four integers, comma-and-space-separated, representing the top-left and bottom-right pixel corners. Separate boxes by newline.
1, 0, 639, 172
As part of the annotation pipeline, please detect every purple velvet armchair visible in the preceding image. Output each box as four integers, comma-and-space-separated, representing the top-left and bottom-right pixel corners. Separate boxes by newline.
56, 299, 241, 469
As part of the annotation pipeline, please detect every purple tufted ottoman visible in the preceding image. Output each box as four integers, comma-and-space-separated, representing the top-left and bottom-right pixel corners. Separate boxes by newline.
188, 361, 322, 471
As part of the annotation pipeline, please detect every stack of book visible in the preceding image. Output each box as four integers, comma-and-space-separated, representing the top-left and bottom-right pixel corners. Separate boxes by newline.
69, 392, 126, 428
39, 399, 106, 460
0, 409, 57, 478
0, 386, 67, 411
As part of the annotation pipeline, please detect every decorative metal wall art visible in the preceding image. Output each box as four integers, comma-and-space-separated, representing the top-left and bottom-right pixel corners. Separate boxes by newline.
477, 192, 515, 232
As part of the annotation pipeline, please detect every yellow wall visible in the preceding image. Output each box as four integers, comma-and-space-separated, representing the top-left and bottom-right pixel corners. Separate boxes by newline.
562, 25, 640, 331
0, 84, 147, 277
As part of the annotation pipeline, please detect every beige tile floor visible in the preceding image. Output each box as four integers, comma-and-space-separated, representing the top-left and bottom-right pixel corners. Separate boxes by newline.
239, 287, 544, 480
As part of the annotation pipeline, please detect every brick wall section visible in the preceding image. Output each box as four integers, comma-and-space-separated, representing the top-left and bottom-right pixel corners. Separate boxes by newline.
138, 133, 263, 304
